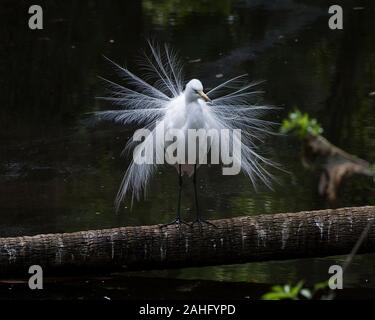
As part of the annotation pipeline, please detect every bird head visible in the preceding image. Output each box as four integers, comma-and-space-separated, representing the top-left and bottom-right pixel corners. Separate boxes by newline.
185, 79, 211, 103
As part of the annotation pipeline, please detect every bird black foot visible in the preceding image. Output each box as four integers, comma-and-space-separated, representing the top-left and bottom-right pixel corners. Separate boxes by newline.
160, 218, 191, 229
191, 218, 217, 229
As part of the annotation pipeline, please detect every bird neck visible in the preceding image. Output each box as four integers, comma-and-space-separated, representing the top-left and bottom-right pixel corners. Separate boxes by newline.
184, 89, 198, 104
185, 95, 200, 106
185, 100, 202, 112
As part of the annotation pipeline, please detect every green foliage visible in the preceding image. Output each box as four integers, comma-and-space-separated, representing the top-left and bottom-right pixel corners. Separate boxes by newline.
280, 109, 323, 138
261, 280, 328, 300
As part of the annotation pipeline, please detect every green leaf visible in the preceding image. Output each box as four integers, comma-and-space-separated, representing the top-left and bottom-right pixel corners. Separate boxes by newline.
273, 286, 285, 292
290, 281, 304, 296
314, 280, 328, 291
261, 291, 294, 300
279, 109, 323, 138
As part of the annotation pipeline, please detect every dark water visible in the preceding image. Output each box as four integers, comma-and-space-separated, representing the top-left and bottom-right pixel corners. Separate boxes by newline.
1, 0, 375, 299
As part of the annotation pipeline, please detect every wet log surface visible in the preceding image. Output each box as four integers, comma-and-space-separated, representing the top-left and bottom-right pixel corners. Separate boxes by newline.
1, 206, 375, 276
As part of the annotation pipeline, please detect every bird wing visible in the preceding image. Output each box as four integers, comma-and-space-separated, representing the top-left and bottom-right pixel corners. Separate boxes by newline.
93, 43, 185, 210
94, 41, 185, 128
115, 122, 164, 211
203, 76, 280, 189
140, 41, 184, 97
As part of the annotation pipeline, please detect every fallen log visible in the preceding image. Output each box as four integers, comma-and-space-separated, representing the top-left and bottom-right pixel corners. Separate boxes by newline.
1, 206, 375, 276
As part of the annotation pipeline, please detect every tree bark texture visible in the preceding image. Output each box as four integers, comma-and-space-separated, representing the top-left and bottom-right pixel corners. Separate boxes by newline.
1, 206, 375, 276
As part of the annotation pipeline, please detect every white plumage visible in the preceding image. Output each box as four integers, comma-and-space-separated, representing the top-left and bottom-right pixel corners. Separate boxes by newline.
95, 42, 278, 216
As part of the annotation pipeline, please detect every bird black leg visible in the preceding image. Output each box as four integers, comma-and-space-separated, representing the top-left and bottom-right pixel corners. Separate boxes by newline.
191, 164, 216, 229
161, 165, 189, 228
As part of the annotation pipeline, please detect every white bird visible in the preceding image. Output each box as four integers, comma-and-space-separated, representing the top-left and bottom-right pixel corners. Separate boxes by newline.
95, 42, 278, 226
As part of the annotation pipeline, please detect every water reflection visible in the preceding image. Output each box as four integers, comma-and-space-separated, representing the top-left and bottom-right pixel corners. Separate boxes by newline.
1, 0, 375, 294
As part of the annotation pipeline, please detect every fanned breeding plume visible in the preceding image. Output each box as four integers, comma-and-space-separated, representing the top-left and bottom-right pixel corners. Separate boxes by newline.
95, 42, 279, 217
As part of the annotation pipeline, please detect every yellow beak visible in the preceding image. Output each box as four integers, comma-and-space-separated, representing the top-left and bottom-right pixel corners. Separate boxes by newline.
198, 90, 211, 102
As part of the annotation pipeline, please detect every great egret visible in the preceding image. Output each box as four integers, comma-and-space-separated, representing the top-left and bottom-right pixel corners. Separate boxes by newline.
95, 42, 278, 226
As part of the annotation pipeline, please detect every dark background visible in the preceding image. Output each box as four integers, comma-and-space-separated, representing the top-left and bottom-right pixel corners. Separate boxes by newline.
1, 0, 375, 299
